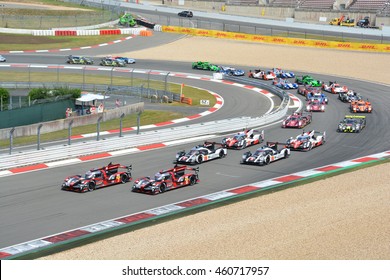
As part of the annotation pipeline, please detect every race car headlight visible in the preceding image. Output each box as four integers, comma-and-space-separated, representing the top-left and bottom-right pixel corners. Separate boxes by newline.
306, 106, 310, 110
321, 105, 325, 110
242, 154, 247, 159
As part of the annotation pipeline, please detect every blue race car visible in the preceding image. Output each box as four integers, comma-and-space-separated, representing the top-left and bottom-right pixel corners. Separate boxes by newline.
272, 68, 295, 78
272, 78, 298, 89
307, 91, 328, 104
113, 56, 136, 64
219, 66, 245, 76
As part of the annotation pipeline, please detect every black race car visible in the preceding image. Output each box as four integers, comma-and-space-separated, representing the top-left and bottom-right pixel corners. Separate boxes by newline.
337, 115, 366, 133
67, 55, 94, 65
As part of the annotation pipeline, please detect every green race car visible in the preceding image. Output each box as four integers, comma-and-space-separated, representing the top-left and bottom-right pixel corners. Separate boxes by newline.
66, 55, 94, 65
118, 13, 136, 27
295, 75, 323, 87
192, 61, 220, 71
100, 58, 126, 67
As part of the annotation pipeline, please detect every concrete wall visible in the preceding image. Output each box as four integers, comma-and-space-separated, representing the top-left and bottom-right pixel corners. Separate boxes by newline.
0, 102, 144, 140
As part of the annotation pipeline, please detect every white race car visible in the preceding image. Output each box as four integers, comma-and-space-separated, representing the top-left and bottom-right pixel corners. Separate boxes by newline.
322, 81, 348, 94
240, 142, 290, 165
175, 142, 227, 164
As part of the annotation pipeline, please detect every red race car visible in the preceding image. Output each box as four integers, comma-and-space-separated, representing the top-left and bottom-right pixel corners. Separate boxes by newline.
222, 129, 264, 149
306, 98, 325, 112
282, 112, 312, 128
297, 84, 322, 98
322, 81, 348, 94
61, 162, 132, 192
248, 69, 276, 80
286, 130, 326, 151
132, 165, 199, 195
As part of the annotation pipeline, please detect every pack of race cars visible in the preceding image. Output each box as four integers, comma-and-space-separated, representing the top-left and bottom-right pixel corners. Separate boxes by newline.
61, 67, 372, 195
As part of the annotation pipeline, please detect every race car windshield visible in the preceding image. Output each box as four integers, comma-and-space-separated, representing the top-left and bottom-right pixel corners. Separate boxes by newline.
154, 173, 164, 181
297, 135, 309, 141
84, 171, 94, 179
188, 149, 199, 156
233, 135, 245, 140
345, 119, 356, 124
253, 150, 265, 157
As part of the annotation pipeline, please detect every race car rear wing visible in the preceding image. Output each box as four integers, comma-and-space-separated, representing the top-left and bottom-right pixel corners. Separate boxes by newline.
266, 141, 289, 149
345, 115, 366, 119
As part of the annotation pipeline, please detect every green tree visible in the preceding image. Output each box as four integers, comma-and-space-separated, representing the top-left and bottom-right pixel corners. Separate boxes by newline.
28, 88, 49, 100
0, 88, 10, 110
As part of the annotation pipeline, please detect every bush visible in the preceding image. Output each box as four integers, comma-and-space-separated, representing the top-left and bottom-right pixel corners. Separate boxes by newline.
28, 87, 49, 100
0, 88, 10, 110
28, 87, 82, 100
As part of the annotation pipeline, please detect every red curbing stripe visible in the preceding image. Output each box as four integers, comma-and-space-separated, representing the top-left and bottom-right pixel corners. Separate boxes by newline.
43, 230, 91, 244
172, 73, 187, 77
0, 252, 12, 258
208, 107, 218, 112
316, 165, 341, 172
138, 143, 166, 151
115, 212, 156, 224
274, 175, 304, 182
221, 80, 234, 84
229, 185, 259, 194
244, 85, 255, 89
155, 121, 175, 126
70, 135, 84, 139
176, 197, 211, 208
352, 157, 378, 162
10, 163, 48, 173
79, 152, 112, 161
187, 114, 202, 119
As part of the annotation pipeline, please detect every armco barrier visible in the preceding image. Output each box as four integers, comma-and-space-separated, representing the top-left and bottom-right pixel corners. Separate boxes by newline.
161, 26, 390, 53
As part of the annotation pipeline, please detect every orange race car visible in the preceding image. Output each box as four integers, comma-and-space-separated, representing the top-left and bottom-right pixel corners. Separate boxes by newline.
350, 99, 372, 113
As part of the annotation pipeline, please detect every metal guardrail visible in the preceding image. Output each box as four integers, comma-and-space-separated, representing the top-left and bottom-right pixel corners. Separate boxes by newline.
0, 77, 290, 170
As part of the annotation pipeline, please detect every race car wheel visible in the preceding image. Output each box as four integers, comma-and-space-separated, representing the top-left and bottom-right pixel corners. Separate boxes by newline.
196, 155, 203, 164
264, 156, 270, 165
219, 150, 226, 158
88, 182, 95, 191
307, 143, 313, 151
284, 150, 289, 158
241, 142, 247, 150
189, 176, 197, 186
121, 174, 129, 184
159, 184, 166, 193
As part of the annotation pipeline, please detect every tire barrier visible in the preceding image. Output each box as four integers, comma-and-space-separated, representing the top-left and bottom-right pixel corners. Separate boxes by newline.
139, 29, 153, 36
154, 25, 163, 32
30, 28, 147, 36
31, 30, 55, 36
99, 29, 121, 35
54, 30, 77, 36
76, 29, 100, 36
